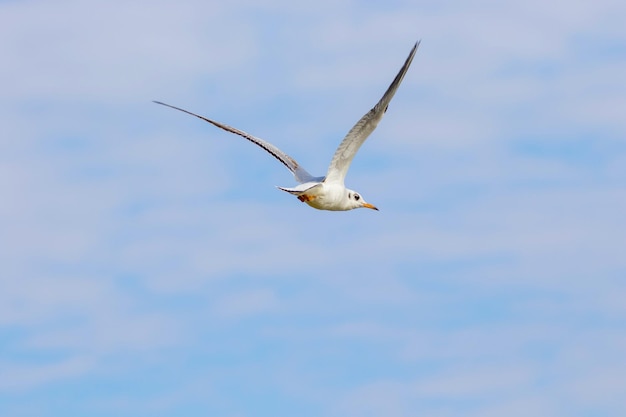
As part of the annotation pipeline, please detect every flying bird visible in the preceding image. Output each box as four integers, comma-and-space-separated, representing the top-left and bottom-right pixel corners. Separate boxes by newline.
155, 41, 419, 211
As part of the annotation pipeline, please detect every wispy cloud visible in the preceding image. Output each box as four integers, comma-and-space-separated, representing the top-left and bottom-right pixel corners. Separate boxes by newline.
1, 0, 625, 416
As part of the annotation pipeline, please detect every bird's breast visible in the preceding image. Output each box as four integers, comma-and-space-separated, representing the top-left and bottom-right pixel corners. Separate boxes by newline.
296, 183, 349, 211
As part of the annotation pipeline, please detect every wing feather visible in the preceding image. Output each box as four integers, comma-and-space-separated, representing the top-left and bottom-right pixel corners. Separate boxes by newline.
324, 41, 419, 185
153, 101, 317, 184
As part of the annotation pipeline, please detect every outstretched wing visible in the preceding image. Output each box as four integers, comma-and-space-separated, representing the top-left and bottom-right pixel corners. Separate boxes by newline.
324, 41, 419, 185
153, 101, 318, 184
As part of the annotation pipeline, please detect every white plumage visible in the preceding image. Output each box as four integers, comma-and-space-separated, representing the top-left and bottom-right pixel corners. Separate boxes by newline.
155, 41, 419, 211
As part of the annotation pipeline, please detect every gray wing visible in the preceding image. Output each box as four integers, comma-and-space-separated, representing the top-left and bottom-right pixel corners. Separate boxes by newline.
153, 101, 318, 184
324, 41, 419, 185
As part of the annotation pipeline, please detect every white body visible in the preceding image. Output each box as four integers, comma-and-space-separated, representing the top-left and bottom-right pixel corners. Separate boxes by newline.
279, 182, 368, 211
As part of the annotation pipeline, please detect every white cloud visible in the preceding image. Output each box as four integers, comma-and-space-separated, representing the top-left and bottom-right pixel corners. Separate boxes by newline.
212, 288, 279, 319
0, 356, 94, 392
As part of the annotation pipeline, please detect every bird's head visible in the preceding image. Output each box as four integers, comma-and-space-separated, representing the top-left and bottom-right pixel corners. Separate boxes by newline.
347, 190, 378, 211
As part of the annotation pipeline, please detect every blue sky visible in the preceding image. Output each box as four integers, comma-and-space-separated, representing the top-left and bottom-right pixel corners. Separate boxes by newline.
1, 0, 625, 416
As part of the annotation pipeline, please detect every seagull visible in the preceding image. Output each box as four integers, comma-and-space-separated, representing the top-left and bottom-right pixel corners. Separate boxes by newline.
155, 41, 419, 211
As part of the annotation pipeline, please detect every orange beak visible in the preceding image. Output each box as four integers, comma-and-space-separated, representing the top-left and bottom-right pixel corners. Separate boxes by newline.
362, 203, 379, 211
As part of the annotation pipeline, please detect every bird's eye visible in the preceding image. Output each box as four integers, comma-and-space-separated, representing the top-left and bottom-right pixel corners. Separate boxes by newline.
354, 194, 360, 201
